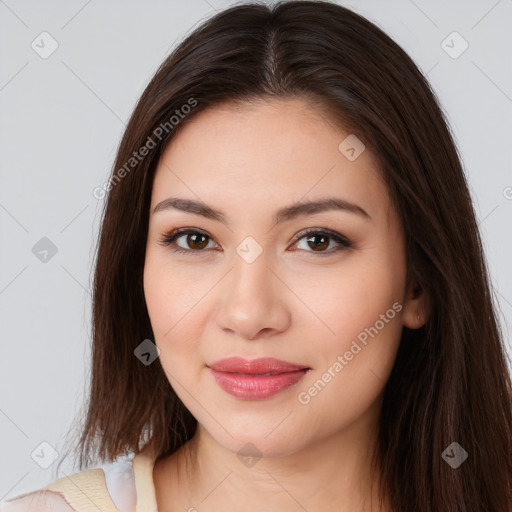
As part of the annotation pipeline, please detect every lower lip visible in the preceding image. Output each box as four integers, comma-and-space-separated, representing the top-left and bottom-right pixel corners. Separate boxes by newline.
209, 368, 309, 400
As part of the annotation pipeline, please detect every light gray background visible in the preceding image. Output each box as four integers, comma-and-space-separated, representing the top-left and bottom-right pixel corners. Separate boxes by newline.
1, 0, 511, 499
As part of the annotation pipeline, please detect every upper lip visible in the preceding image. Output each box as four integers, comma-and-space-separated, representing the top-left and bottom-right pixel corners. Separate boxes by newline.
208, 357, 309, 374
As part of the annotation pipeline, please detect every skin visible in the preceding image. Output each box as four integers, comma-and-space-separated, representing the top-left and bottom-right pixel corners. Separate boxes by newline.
143, 97, 429, 512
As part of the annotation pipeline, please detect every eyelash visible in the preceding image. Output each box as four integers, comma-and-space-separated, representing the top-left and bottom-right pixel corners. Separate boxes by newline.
157, 227, 352, 256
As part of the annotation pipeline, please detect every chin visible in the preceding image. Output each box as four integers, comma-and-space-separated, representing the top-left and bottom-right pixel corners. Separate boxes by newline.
207, 424, 308, 461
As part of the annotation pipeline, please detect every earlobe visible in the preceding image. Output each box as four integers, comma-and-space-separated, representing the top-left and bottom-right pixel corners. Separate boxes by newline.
402, 280, 430, 329
403, 311, 423, 329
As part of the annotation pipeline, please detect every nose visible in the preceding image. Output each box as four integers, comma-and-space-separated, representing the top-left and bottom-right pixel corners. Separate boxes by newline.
215, 251, 291, 341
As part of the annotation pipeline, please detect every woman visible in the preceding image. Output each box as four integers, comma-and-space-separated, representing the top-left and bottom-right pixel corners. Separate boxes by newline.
2, 1, 511, 511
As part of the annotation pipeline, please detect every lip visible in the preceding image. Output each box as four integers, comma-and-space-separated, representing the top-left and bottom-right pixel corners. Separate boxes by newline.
207, 357, 310, 400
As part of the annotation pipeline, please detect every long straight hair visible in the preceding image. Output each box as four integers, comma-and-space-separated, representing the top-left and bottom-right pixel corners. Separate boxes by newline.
57, 2, 512, 510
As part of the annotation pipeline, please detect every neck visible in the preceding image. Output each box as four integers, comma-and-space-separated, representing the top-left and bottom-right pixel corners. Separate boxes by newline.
154, 399, 390, 512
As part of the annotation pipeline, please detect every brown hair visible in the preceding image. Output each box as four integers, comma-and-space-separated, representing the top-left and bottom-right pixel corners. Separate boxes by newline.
56, 1, 512, 510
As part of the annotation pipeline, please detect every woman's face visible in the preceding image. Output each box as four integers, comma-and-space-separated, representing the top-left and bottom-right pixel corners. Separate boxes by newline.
144, 97, 424, 458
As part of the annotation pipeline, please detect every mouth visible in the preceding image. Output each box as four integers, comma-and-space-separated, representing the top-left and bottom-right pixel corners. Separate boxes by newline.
208, 356, 309, 374
207, 357, 311, 400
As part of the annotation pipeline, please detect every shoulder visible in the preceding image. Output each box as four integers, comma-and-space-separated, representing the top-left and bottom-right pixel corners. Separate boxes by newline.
0, 456, 137, 512
0, 490, 75, 511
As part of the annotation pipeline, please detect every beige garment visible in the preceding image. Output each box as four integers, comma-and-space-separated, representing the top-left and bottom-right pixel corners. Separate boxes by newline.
0, 447, 158, 512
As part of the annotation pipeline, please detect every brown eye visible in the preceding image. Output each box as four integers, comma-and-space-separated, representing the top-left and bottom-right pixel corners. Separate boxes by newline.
158, 227, 351, 256
158, 229, 216, 254
183, 232, 210, 250
293, 229, 352, 255
305, 233, 330, 251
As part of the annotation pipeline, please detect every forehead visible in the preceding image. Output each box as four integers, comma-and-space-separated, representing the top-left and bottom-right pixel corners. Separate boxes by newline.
151, 97, 389, 223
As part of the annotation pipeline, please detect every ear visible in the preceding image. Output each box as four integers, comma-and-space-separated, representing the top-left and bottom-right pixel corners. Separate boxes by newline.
402, 278, 430, 329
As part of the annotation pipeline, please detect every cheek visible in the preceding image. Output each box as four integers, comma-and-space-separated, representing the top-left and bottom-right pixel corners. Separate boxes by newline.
143, 252, 206, 364
144, 246, 203, 331
294, 304, 403, 442
143, 267, 205, 398
293, 249, 405, 405
298, 311, 402, 433
143, 262, 174, 339
292, 252, 404, 347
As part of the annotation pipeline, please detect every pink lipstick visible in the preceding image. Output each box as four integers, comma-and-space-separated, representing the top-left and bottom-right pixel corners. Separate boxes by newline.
208, 357, 310, 400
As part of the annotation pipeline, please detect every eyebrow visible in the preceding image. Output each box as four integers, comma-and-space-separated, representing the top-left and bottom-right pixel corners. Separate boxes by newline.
153, 196, 371, 225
